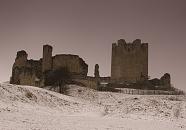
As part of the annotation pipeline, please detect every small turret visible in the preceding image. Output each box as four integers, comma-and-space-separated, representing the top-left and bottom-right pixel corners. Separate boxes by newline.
94, 64, 100, 78
42, 45, 53, 72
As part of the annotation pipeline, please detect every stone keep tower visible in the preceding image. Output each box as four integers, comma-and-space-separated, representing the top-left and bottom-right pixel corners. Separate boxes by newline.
42, 45, 53, 72
111, 39, 148, 83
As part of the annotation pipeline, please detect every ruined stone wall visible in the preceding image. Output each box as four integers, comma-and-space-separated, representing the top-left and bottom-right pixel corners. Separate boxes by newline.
19, 60, 42, 86
19, 70, 37, 86
52, 54, 88, 77
11, 59, 42, 86
10, 49, 42, 86
11, 50, 28, 84
73, 76, 98, 89
99, 77, 111, 83
111, 39, 148, 83
11, 45, 88, 87
160, 73, 171, 88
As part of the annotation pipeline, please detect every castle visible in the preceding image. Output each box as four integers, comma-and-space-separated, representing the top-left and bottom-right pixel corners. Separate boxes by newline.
10, 39, 171, 90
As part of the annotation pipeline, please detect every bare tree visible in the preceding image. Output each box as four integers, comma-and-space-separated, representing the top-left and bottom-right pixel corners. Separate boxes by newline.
44, 67, 71, 94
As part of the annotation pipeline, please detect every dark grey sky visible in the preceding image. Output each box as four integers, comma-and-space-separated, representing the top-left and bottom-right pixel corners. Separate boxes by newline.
0, 0, 185, 90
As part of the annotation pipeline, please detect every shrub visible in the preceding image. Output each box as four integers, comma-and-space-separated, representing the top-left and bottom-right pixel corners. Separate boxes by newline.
174, 108, 180, 118
25, 91, 34, 99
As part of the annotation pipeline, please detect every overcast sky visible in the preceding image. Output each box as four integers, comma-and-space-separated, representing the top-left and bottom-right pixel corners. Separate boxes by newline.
0, 0, 185, 91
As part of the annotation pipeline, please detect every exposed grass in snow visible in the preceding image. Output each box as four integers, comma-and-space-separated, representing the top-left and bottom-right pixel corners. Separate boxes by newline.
0, 83, 186, 130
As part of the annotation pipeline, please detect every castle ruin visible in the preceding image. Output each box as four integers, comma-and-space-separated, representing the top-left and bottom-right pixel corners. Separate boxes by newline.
10, 39, 171, 90
10, 45, 88, 87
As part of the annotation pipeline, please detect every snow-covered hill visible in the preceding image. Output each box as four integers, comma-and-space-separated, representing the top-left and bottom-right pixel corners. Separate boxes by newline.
0, 83, 186, 130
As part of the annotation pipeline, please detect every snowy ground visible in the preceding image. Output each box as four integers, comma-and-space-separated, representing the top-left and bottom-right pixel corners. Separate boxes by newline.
0, 83, 186, 130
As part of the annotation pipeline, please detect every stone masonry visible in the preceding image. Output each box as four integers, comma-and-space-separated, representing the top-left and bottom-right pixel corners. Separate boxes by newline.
10, 45, 88, 87
111, 39, 148, 83
10, 39, 171, 90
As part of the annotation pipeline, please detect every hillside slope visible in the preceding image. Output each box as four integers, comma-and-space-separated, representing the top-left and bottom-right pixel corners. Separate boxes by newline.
67, 85, 186, 119
0, 83, 186, 130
